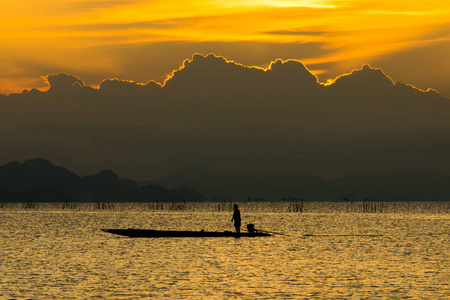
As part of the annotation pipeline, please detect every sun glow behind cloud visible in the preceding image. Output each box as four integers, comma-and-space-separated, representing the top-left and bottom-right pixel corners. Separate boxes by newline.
0, 0, 448, 96
215, 0, 337, 8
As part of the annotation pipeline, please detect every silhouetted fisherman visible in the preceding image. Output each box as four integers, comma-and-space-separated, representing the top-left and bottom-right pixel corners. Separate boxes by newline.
231, 204, 241, 233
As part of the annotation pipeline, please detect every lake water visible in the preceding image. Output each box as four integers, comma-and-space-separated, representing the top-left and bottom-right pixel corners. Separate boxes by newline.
0, 202, 449, 299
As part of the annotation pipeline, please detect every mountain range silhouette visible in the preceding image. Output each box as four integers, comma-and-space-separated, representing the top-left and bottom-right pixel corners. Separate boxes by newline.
0, 159, 205, 202
1, 159, 449, 202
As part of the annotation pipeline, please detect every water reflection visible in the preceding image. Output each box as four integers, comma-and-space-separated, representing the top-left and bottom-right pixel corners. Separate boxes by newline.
0, 205, 449, 298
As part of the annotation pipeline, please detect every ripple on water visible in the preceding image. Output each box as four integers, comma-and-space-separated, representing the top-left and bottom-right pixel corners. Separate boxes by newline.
0, 209, 449, 299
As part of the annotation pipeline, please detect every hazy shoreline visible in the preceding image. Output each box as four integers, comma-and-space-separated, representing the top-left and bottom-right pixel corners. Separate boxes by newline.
1, 201, 449, 214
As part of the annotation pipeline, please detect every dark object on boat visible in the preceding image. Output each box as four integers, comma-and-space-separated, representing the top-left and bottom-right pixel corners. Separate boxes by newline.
101, 228, 271, 238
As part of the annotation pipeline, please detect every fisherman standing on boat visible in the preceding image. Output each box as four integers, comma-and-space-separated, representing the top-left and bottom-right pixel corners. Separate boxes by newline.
231, 204, 241, 233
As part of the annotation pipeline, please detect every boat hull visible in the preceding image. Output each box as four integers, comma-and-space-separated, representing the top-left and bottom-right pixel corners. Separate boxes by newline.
101, 228, 271, 238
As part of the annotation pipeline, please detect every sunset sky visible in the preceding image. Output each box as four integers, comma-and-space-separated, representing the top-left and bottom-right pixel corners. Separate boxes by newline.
1, 0, 449, 97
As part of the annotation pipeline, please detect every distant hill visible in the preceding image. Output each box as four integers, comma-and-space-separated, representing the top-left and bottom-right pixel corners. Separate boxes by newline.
1, 159, 449, 202
132, 184, 206, 202
148, 167, 450, 202
0, 158, 85, 201
0, 159, 205, 202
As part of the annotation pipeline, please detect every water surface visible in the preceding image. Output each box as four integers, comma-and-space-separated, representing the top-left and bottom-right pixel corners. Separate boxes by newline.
1, 204, 449, 299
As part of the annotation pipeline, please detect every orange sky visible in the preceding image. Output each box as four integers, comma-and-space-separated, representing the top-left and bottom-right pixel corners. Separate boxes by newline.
1, 0, 449, 97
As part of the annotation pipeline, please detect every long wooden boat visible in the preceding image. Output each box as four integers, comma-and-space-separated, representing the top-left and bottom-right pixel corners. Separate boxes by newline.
101, 228, 271, 238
